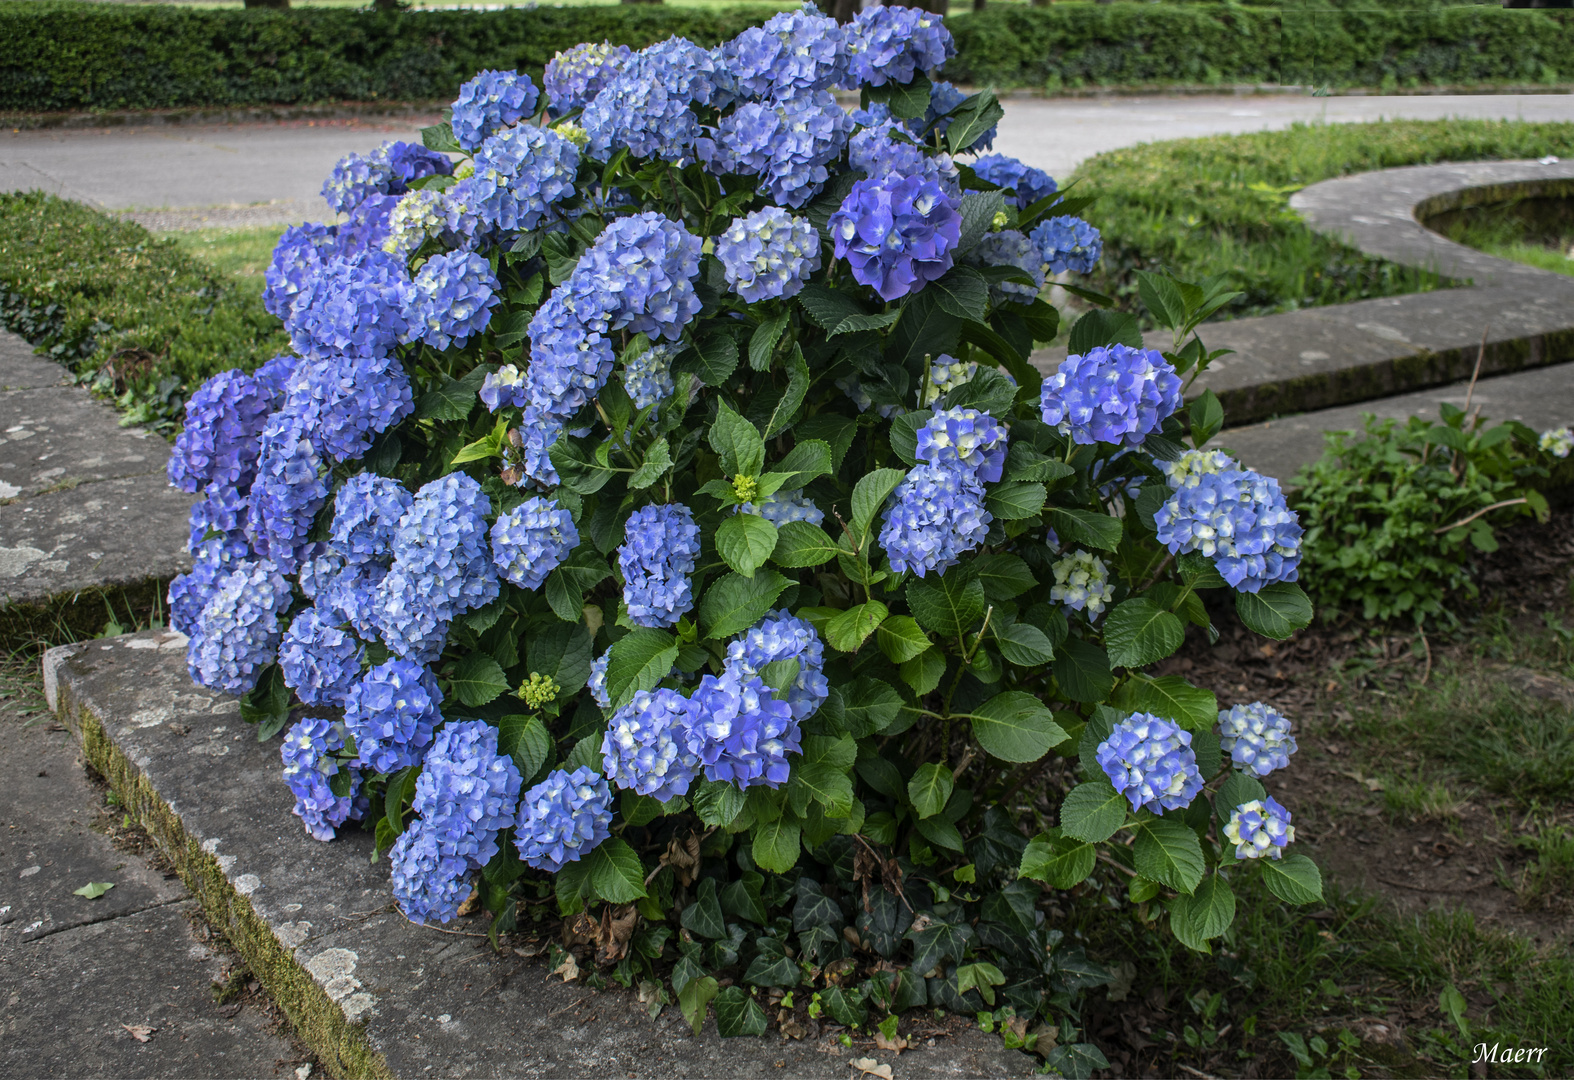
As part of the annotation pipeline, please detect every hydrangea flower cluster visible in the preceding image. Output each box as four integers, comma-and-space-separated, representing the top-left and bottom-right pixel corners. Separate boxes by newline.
687, 673, 799, 788
623, 343, 679, 412
972, 154, 1057, 210
185, 560, 293, 694
167, 369, 277, 494
470, 124, 580, 233
879, 462, 992, 578
382, 189, 472, 260
1050, 550, 1116, 618
480, 364, 530, 413
544, 42, 633, 115
285, 250, 411, 361
263, 223, 340, 320
451, 70, 540, 151
717, 207, 822, 303
1040, 344, 1183, 448
281, 717, 361, 842
710, 90, 853, 208
925, 354, 976, 405
490, 497, 579, 591
514, 767, 614, 872
580, 37, 720, 163
343, 658, 445, 775
321, 141, 453, 215
1217, 702, 1298, 777
1540, 426, 1573, 458
602, 688, 699, 802
1032, 216, 1103, 276
406, 252, 500, 351
390, 721, 522, 924
1224, 797, 1295, 860
587, 651, 612, 710
739, 489, 825, 526
971, 229, 1046, 305
848, 120, 956, 192
846, 5, 955, 87
619, 503, 701, 628
1155, 450, 1304, 593
723, 609, 830, 722
278, 607, 364, 707
1097, 713, 1205, 814
916, 407, 1009, 482
723, 7, 848, 100
830, 175, 961, 302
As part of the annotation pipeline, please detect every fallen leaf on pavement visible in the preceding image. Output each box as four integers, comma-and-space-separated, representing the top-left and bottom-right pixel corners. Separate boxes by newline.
121, 1024, 155, 1042
849, 1058, 893, 1079
874, 1030, 908, 1054
551, 952, 580, 983
75, 882, 115, 900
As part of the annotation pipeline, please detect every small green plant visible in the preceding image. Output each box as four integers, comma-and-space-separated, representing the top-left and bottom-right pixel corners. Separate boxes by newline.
1293, 402, 1555, 625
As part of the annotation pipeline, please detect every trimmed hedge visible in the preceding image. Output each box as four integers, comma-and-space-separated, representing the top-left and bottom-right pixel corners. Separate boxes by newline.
2, 2, 1573, 113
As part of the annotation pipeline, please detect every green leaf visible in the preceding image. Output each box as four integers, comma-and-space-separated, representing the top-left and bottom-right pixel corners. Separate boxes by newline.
985, 481, 1047, 521
585, 837, 648, 903
450, 425, 505, 467
73, 881, 115, 899
824, 601, 888, 653
1067, 309, 1142, 354
709, 400, 765, 478
682, 333, 740, 386
498, 714, 552, 781
449, 653, 510, 708
769, 439, 833, 488
915, 815, 965, 852
796, 283, 867, 330
716, 513, 779, 578
843, 677, 905, 737
955, 190, 1009, 257
544, 553, 612, 624
900, 649, 947, 697
1115, 675, 1218, 733
1188, 388, 1225, 449
994, 622, 1055, 667
1053, 638, 1114, 702
887, 290, 961, 374
415, 364, 488, 421
1104, 599, 1186, 669
908, 762, 954, 819
851, 468, 907, 537
693, 779, 748, 828
1048, 508, 1123, 552
699, 570, 789, 640
1215, 770, 1267, 815
419, 121, 462, 153
827, 310, 902, 337
606, 629, 678, 709
713, 986, 768, 1037
877, 615, 931, 663
1060, 781, 1127, 843
629, 437, 672, 490
906, 573, 985, 638
771, 520, 839, 568
931, 266, 989, 322
1020, 831, 1096, 889
681, 878, 727, 939
970, 691, 1068, 763
883, 70, 932, 120
1045, 1044, 1111, 1079
752, 817, 801, 874
1169, 874, 1236, 953
975, 553, 1036, 601
944, 89, 1005, 156
678, 975, 720, 1036
761, 346, 811, 440
1136, 270, 1187, 331
1133, 818, 1205, 894
749, 309, 789, 371
240, 664, 290, 741
790, 761, 855, 818
526, 621, 594, 697
1235, 584, 1313, 641
1260, 853, 1324, 905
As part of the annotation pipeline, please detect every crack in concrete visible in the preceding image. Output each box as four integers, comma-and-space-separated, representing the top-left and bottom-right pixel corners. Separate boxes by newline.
17, 894, 190, 944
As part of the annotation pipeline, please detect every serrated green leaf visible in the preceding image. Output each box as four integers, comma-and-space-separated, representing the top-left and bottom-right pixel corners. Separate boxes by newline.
693, 779, 748, 827
994, 621, 1055, 666
843, 677, 904, 737
681, 333, 740, 386
1169, 874, 1236, 953
851, 468, 907, 537
969, 690, 1068, 762
419, 121, 462, 153
1053, 637, 1113, 702
710, 400, 765, 478
629, 437, 672, 490
900, 649, 947, 697
907, 573, 985, 638
931, 266, 989, 322
824, 601, 888, 653
877, 615, 931, 663
585, 837, 648, 902
1235, 583, 1313, 641
1114, 674, 1218, 732
416, 364, 488, 421
1020, 831, 1096, 889
1060, 781, 1127, 843
449, 653, 509, 707
498, 714, 553, 781
828, 310, 902, 337
699, 570, 790, 640
1104, 598, 1186, 669
1067, 309, 1142, 354
986, 481, 1047, 521
975, 553, 1036, 601
1049, 507, 1122, 552
771, 520, 839, 569
944, 90, 1005, 156
716, 513, 779, 578
752, 817, 801, 874
1215, 770, 1267, 816
749, 309, 789, 371
1260, 853, 1324, 905
955, 190, 1009, 257
907, 762, 954, 819
606, 629, 678, 708
791, 761, 855, 818
544, 552, 611, 624
1133, 818, 1205, 894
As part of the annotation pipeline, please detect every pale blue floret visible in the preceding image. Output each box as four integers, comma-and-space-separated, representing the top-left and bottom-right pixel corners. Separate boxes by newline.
514, 766, 614, 872
1224, 797, 1295, 860
1217, 702, 1298, 777
1049, 550, 1116, 618
1096, 712, 1204, 814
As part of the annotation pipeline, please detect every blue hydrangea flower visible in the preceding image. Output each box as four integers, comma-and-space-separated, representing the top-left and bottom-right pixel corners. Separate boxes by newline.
278, 351, 414, 464
601, 687, 699, 802
514, 766, 614, 872
524, 289, 615, 422
924, 354, 976, 406
469, 124, 580, 234
279, 607, 365, 708
709, 90, 852, 209
1031, 215, 1103, 275
619, 503, 701, 628
328, 473, 412, 565
382, 189, 471, 260
972, 154, 1058, 210
187, 487, 251, 564
686, 673, 799, 789
490, 496, 579, 591
623, 342, 679, 412
406, 251, 500, 351
721, 7, 848, 101
480, 363, 531, 413
253, 354, 297, 401
723, 609, 829, 723
285, 250, 412, 362
848, 120, 957, 192
716, 207, 822, 303
337, 193, 399, 257
924, 81, 995, 153
186, 558, 293, 694
384, 141, 456, 190
343, 658, 445, 775
1096, 712, 1204, 814
264, 222, 339, 321
1539, 426, 1573, 458
1049, 550, 1115, 618
738, 489, 824, 527
1040, 344, 1183, 448
878, 462, 992, 578
587, 650, 612, 709
1154, 450, 1304, 593
305, 555, 388, 643
1217, 702, 1298, 777
544, 41, 634, 115
390, 821, 472, 925
970, 228, 1045, 305
579, 212, 704, 342
508, 405, 564, 489
168, 369, 275, 495
916, 407, 1008, 483
846, 5, 955, 87
168, 550, 229, 638
322, 141, 453, 215
1224, 797, 1295, 861
830, 175, 961, 302
451, 69, 540, 151
581, 37, 720, 163
281, 716, 361, 842
246, 414, 329, 572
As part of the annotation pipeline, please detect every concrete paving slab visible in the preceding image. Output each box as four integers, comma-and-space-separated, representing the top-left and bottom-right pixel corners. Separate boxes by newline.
1221, 360, 1574, 484
48, 631, 1037, 1080
0, 386, 168, 498
0, 330, 69, 391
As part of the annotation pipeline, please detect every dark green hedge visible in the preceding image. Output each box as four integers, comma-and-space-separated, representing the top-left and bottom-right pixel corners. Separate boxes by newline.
1, 2, 1572, 112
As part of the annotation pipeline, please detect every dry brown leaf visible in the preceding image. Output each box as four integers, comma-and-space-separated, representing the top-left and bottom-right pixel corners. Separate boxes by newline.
873, 1030, 908, 1054
562, 910, 598, 947
456, 886, 482, 918
662, 834, 702, 887
849, 1058, 893, 1079
551, 952, 580, 983
595, 904, 640, 967
779, 1014, 807, 1040
121, 1024, 156, 1043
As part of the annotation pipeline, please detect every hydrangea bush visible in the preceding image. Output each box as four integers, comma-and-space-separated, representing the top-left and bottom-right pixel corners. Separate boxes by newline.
167, 7, 1321, 1051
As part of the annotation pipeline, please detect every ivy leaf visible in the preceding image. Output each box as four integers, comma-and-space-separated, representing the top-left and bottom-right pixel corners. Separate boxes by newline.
969, 690, 1068, 762
1104, 598, 1186, 669
606, 629, 678, 709
907, 917, 974, 976
678, 975, 720, 1037
824, 601, 888, 654
906, 573, 985, 638
1169, 874, 1236, 953
771, 520, 840, 569
1048, 507, 1122, 552
877, 615, 932, 663
1133, 818, 1205, 894
699, 570, 789, 640
1059, 781, 1127, 843
584, 837, 648, 903
985, 481, 1047, 521
1020, 831, 1096, 889
713, 986, 768, 1038
449, 653, 509, 707
1235, 583, 1314, 641
1260, 853, 1324, 905
907, 762, 954, 819
715, 513, 779, 578
680, 878, 728, 939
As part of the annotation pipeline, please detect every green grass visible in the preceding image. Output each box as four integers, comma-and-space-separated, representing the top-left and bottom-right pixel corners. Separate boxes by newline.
161, 224, 285, 298
1426, 199, 1574, 279
1072, 119, 1574, 321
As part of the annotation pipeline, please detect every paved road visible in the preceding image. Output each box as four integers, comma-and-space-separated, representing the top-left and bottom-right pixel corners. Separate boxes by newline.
5, 94, 1574, 227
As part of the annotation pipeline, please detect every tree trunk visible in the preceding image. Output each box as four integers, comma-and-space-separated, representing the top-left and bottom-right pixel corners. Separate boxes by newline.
243, 0, 290, 9
831, 0, 859, 24
973, 0, 986, 11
